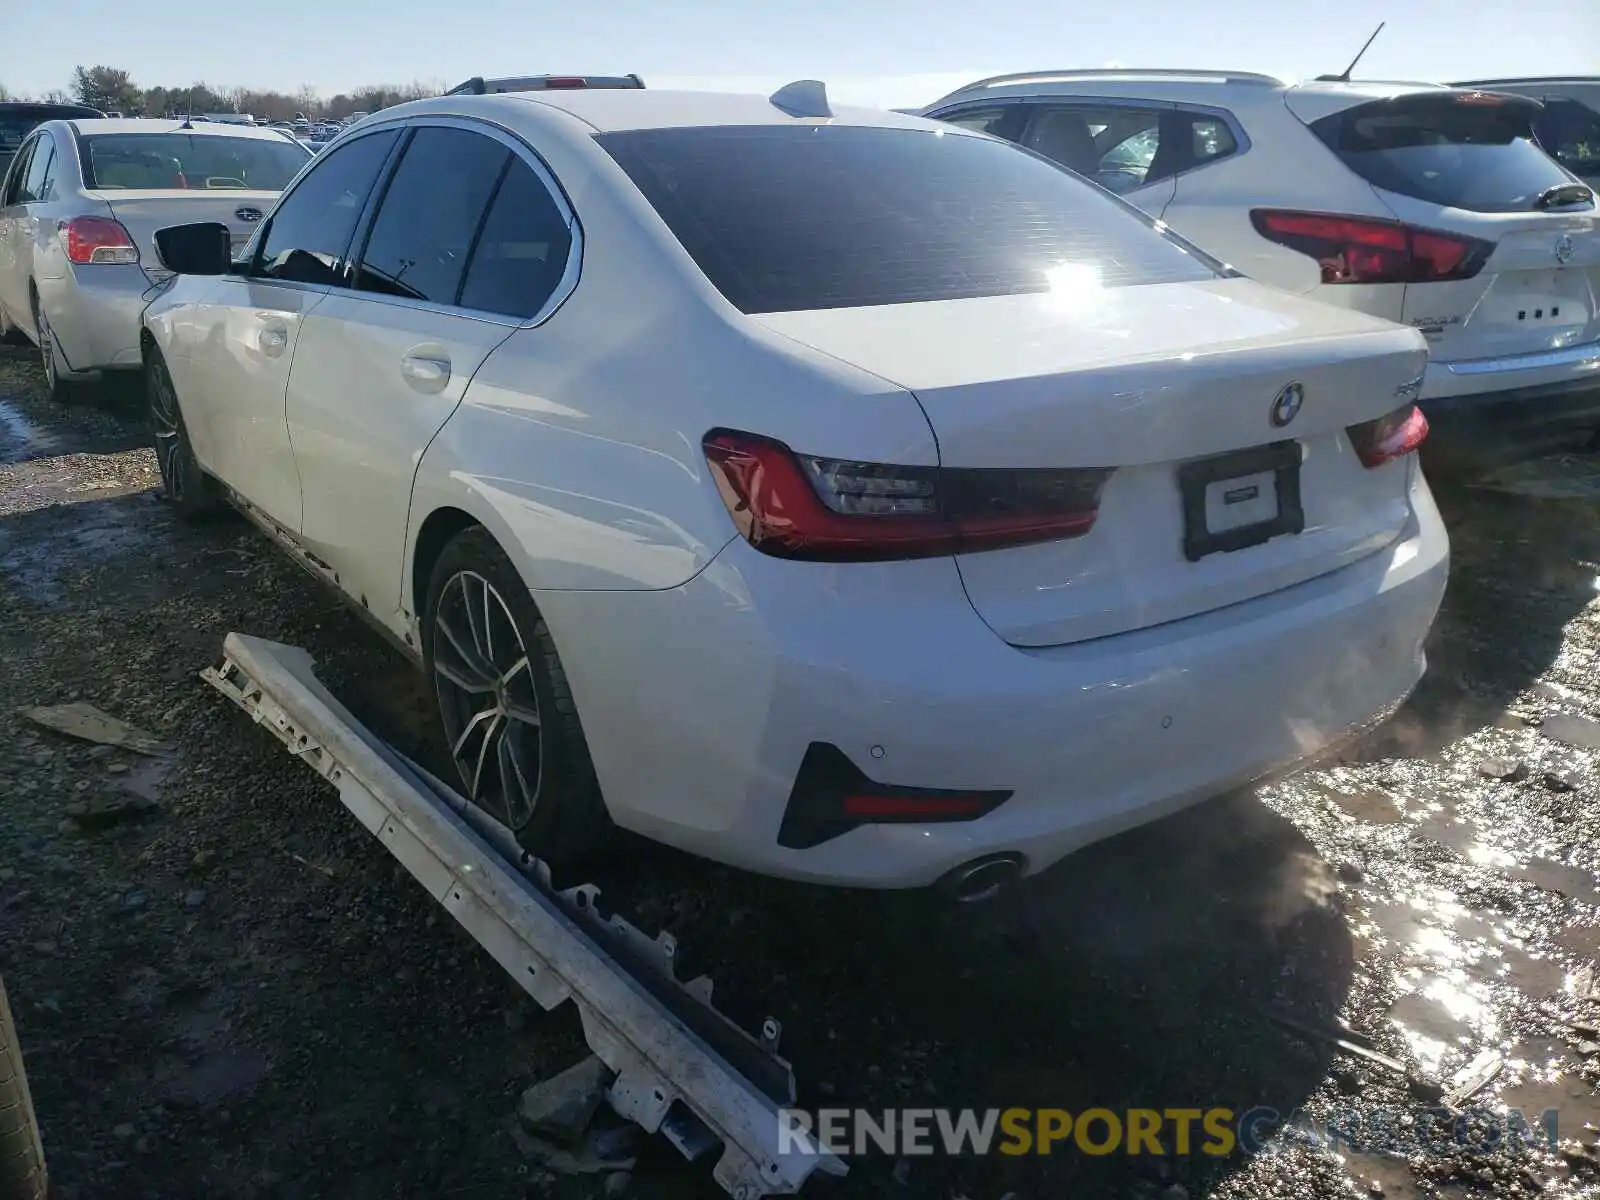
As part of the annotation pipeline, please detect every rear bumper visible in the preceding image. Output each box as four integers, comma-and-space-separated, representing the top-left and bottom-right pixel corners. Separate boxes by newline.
534, 466, 1450, 889
1419, 373, 1600, 472
37, 264, 153, 375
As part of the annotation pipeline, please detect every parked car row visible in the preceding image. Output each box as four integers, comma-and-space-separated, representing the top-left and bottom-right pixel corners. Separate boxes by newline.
917, 69, 1600, 471
0, 117, 311, 396
0, 69, 1593, 896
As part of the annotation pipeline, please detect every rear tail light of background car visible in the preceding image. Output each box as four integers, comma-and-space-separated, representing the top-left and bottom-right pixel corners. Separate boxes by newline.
61, 216, 139, 266
702, 429, 1115, 562
1348, 405, 1429, 468
1250, 210, 1494, 284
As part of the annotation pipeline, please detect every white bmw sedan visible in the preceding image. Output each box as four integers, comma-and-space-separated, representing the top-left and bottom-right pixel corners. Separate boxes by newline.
140, 84, 1449, 895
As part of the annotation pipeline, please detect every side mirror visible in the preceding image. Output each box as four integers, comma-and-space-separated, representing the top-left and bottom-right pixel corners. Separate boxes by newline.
153, 222, 232, 275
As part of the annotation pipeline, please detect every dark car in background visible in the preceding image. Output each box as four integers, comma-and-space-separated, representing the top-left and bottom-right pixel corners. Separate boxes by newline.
0, 101, 106, 179
1453, 77, 1600, 190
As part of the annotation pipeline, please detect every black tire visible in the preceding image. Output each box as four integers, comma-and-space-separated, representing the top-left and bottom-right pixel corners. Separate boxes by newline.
423, 527, 614, 866
0, 977, 48, 1200
30, 290, 73, 404
146, 349, 222, 521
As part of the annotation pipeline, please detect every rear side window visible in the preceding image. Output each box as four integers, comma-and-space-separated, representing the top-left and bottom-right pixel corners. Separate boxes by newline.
1310, 93, 1586, 213
79, 133, 310, 191
20, 137, 55, 203
597, 124, 1220, 314
1532, 99, 1600, 180
457, 157, 574, 318
353, 127, 508, 306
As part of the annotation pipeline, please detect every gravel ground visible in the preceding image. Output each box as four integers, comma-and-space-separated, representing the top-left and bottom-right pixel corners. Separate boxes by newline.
1, 342, 1599, 1200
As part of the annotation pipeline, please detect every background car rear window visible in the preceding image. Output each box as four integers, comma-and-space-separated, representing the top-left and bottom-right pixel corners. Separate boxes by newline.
80, 133, 310, 191
596, 124, 1221, 314
1311, 94, 1588, 214
353, 127, 508, 306
257, 129, 398, 286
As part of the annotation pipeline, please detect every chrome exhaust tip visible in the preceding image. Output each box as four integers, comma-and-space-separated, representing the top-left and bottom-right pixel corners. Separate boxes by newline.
938, 853, 1025, 904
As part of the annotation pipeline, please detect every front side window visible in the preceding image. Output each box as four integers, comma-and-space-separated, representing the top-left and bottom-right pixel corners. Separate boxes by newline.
2, 138, 36, 206
598, 123, 1220, 314
352, 126, 508, 306
256, 129, 399, 286
79, 133, 310, 191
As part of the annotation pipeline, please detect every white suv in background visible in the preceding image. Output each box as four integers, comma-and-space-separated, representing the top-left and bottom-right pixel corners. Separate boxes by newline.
923, 70, 1600, 470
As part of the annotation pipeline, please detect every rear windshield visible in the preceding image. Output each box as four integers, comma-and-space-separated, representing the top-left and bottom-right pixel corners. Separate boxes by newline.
596, 124, 1222, 314
1310, 93, 1587, 213
79, 132, 310, 191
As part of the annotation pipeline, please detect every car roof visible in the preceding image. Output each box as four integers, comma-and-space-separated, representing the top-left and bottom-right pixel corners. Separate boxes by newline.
924, 70, 1454, 117
388, 87, 946, 134
0, 101, 103, 117
66, 117, 298, 141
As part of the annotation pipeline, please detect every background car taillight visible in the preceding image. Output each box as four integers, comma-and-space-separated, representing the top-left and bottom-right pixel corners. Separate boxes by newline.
702, 429, 1113, 562
1250, 210, 1494, 284
61, 217, 139, 266
1348, 405, 1429, 468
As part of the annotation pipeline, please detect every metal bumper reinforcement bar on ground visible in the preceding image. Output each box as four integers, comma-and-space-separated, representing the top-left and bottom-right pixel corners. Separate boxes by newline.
202, 633, 844, 1199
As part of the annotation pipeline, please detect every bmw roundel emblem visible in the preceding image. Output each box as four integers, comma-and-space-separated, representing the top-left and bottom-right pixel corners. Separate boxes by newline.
1270, 382, 1304, 428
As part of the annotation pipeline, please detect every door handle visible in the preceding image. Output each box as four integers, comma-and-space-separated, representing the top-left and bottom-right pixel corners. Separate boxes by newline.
400, 353, 451, 392
258, 324, 288, 357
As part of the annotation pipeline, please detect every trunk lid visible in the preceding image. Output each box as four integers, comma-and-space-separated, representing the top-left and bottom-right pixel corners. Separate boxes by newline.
754, 277, 1429, 647
87, 190, 277, 276
1295, 89, 1600, 364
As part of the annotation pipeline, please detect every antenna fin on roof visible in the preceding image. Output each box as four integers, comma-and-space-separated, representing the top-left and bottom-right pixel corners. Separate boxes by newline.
1319, 21, 1386, 82
769, 80, 832, 119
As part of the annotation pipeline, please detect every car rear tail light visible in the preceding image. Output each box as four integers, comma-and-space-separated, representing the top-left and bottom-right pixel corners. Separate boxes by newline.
1250, 210, 1493, 284
61, 216, 139, 265
777, 742, 1012, 849
702, 429, 1114, 562
1348, 404, 1429, 468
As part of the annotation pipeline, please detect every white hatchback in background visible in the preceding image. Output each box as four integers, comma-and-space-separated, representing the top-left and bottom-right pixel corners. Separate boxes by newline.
0, 118, 310, 399
923, 71, 1600, 471
140, 82, 1448, 893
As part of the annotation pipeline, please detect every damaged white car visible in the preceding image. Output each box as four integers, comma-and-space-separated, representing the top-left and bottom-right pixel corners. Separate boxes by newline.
139, 82, 1449, 895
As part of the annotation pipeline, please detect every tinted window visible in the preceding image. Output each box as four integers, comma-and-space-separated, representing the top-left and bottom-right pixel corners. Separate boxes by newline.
939, 107, 1014, 135
80, 133, 309, 191
1532, 99, 1600, 178
353, 127, 508, 305
1311, 93, 1587, 213
20, 137, 55, 203
1021, 106, 1166, 194
257, 129, 398, 286
1187, 116, 1239, 166
2, 138, 35, 205
458, 157, 573, 318
597, 124, 1219, 314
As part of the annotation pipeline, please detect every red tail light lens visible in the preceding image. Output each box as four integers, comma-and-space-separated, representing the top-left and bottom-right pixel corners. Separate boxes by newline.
62, 216, 139, 266
702, 429, 1113, 562
1250, 210, 1493, 284
1349, 405, 1429, 468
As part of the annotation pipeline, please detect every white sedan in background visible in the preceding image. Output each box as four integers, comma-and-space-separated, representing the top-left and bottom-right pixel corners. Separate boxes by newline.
140, 83, 1449, 896
0, 118, 309, 399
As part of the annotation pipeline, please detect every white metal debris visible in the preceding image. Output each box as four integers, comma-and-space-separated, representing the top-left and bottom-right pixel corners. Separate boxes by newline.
201, 633, 844, 1199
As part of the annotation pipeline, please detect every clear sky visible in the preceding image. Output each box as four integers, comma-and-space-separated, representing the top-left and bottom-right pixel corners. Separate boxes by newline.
2, 0, 1595, 107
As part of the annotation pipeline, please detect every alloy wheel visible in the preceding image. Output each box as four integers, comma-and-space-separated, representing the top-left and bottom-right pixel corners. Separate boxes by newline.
431, 570, 543, 829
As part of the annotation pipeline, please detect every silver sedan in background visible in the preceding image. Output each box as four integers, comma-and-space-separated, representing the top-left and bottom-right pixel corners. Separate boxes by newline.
0, 118, 310, 399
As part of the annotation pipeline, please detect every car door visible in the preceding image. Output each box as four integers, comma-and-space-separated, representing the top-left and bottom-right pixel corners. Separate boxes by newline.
0, 135, 39, 326
180, 126, 401, 530
1014, 102, 1179, 216
285, 120, 576, 631
0, 134, 52, 331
